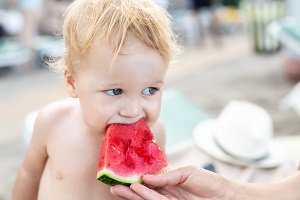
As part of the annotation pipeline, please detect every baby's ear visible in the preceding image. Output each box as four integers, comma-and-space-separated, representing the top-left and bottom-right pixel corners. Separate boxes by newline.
64, 69, 78, 98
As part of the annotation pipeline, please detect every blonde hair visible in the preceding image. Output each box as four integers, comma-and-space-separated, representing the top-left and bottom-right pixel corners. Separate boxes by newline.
53, 0, 181, 74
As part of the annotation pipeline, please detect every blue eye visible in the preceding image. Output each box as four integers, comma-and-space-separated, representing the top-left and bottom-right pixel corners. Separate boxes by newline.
142, 87, 158, 95
105, 88, 122, 96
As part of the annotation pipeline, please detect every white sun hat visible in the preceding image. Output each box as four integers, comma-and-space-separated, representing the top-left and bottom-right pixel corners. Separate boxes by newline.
193, 100, 286, 168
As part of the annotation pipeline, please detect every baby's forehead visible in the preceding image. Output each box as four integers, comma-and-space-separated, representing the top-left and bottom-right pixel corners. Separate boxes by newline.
78, 34, 165, 72
89, 32, 161, 58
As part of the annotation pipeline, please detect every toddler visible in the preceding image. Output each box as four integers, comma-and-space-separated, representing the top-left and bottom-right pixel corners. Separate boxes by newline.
12, 0, 179, 199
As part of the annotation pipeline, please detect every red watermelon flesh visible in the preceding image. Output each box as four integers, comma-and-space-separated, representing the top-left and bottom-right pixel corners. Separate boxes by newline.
96, 118, 168, 186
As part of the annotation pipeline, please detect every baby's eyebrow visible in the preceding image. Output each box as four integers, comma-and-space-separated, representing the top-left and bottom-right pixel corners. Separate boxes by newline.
99, 82, 122, 88
148, 80, 164, 85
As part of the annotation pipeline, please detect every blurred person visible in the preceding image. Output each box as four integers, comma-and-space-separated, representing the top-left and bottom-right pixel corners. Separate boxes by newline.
17, 0, 44, 47
190, 0, 221, 46
282, 0, 300, 81
12, 0, 180, 199
111, 165, 300, 200
39, 0, 72, 36
16, 0, 44, 71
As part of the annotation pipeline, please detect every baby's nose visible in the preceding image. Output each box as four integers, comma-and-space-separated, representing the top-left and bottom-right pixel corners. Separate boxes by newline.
119, 99, 142, 118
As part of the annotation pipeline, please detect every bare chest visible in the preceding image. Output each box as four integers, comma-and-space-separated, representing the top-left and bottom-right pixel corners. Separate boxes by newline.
39, 128, 122, 200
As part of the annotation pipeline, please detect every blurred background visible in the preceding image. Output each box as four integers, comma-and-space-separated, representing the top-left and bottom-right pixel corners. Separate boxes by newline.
1, 0, 300, 199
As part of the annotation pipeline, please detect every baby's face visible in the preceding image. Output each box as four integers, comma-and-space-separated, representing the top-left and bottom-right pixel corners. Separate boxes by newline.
73, 33, 168, 133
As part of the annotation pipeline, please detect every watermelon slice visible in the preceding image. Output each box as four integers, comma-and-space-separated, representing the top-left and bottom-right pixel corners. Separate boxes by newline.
96, 118, 168, 186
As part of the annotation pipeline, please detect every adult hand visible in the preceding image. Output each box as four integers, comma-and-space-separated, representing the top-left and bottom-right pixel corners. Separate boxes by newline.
110, 166, 232, 200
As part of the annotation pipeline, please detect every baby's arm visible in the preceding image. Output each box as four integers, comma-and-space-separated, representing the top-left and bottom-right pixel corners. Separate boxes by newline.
12, 110, 49, 200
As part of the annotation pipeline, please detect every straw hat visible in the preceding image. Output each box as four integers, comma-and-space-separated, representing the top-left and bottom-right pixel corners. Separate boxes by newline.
193, 100, 286, 168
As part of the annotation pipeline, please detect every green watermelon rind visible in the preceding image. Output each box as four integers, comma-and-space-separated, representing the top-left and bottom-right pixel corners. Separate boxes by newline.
96, 168, 143, 186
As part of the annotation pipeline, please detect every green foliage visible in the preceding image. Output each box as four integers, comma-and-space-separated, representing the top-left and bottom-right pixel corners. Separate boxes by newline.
221, 0, 241, 7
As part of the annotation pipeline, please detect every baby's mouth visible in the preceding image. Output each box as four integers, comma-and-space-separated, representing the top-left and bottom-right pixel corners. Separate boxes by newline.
106, 118, 144, 129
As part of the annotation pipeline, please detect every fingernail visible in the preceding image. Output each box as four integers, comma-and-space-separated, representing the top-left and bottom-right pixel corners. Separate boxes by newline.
143, 174, 154, 178
130, 183, 137, 187
110, 186, 114, 194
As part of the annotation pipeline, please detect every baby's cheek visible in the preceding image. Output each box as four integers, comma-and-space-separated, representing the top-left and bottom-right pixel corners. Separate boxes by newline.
147, 109, 161, 127
84, 109, 106, 131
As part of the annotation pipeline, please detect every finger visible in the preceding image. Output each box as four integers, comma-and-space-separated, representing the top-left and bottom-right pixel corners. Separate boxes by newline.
111, 185, 144, 200
142, 166, 197, 187
130, 183, 168, 200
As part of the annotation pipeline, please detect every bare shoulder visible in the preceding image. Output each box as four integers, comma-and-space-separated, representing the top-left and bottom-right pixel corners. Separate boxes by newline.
150, 121, 166, 150
35, 98, 79, 133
